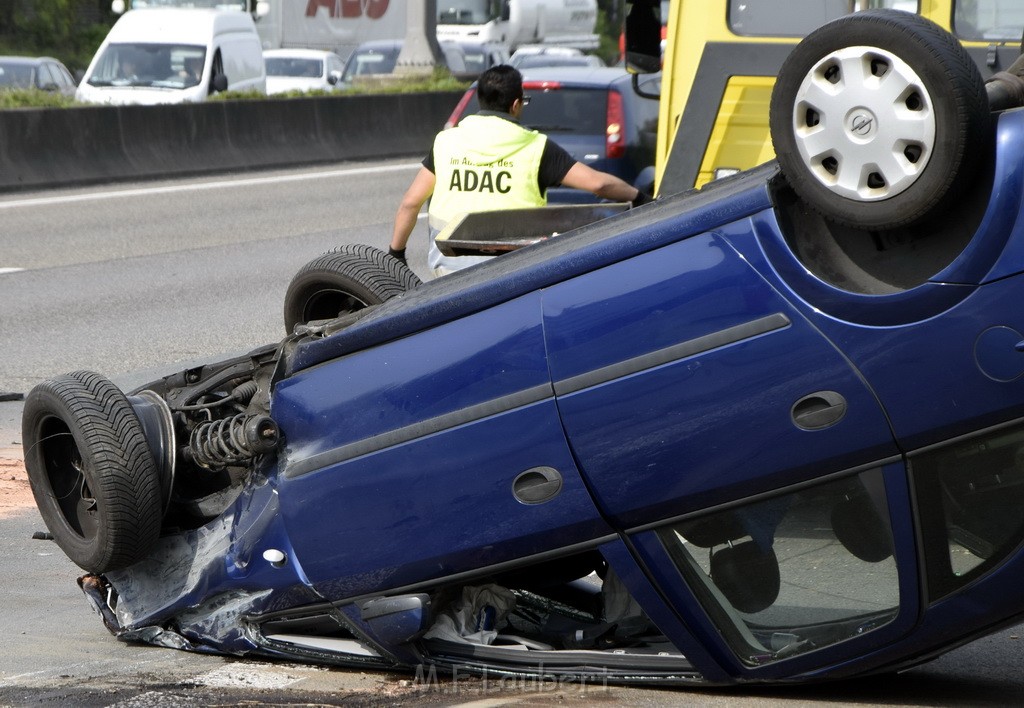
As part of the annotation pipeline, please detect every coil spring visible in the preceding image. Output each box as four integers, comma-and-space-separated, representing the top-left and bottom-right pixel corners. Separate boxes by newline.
189, 413, 280, 469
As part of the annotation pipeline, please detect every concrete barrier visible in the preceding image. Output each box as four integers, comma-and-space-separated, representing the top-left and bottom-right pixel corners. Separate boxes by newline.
0, 91, 464, 192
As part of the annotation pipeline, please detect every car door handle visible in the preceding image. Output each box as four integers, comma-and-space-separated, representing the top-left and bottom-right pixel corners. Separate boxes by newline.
512, 467, 563, 504
791, 391, 848, 430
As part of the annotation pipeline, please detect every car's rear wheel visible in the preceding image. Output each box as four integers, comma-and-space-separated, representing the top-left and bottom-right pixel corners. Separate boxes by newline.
284, 244, 421, 333
22, 371, 163, 573
770, 10, 990, 229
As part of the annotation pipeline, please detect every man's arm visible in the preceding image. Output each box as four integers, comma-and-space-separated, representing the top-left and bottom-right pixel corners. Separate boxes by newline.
389, 166, 436, 259
561, 162, 643, 203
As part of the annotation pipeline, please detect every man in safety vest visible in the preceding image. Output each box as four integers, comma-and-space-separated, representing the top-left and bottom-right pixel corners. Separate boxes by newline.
389, 65, 651, 277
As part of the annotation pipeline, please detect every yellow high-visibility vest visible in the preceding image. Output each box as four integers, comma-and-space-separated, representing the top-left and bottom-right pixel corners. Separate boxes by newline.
429, 114, 548, 234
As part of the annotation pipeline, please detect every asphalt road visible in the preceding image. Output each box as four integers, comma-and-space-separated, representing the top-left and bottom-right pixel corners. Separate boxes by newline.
0, 161, 429, 396
2, 164, 1023, 705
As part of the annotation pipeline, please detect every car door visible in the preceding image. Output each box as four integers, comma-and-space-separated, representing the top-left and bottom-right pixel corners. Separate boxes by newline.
272, 292, 614, 602
782, 259, 1024, 611
544, 227, 898, 527
542, 219, 918, 675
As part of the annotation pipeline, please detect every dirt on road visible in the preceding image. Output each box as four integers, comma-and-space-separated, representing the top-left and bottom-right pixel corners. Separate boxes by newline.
0, 446, 32, 519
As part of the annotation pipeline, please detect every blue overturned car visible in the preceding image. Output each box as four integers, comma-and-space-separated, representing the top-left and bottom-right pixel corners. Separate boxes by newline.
21, 11, 1024, 685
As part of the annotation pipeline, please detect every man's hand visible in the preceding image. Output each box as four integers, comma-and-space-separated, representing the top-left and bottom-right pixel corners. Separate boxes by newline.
388, 247, 408, 266
631, 190, 653, 208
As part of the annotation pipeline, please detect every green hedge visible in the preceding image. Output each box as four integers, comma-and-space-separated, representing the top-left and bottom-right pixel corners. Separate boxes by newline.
0, 67, 468, 108
0, 89, 78, 109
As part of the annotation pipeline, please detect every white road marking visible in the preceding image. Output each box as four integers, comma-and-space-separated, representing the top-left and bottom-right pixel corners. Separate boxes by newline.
0, 162, 420, 211
0, 267, 23, 274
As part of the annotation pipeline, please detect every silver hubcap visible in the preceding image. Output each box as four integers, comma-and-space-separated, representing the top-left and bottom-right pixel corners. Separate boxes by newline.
792, 46, 935, 202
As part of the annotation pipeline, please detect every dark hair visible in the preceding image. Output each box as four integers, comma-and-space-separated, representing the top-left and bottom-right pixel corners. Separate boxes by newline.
477, 65, 523, 113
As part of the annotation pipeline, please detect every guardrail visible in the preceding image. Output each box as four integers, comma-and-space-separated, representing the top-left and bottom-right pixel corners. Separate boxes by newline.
0, 91, 463, 192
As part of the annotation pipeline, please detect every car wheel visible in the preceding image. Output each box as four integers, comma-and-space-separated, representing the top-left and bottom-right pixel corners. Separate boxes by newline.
284, 244, 422, 333
769, 10, 990, 230
22, 371, 163, 573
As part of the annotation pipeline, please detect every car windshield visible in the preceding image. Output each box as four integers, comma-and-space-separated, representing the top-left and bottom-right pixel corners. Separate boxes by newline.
461, 86, 609, 134
87, 43, 206, 89
0, 62, 34, 89
341, 50, 398, 82
266, 57, 323, 78
438, 0, 498, 24
728, 0, 919, 37
131, 0, 248, 8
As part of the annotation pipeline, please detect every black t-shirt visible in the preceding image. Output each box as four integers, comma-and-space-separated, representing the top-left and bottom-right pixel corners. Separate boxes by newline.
423, 114, 577, 196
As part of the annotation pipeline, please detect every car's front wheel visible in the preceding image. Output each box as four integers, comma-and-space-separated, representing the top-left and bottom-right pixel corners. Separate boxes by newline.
22, 371, 163, 573
284, 244, 421, 333
769, 10, 991, 230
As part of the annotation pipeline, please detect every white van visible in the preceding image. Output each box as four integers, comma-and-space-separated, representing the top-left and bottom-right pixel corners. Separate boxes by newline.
76, 8, 265, 105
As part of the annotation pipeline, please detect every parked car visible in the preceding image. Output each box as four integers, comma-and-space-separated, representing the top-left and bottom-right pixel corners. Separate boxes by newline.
339, 39, 401, 84
264, 49, 345, 95
446, 66, 659, 202
24, 10, 1024, 688
442, 38, 510, 80
340, 38, 508, 85
508, 45, 605, 69
0, 56, 77, 97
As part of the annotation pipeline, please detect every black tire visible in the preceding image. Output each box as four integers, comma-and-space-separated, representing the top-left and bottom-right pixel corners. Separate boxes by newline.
284, 244, 422, 333
22, 371, 163, 574
769, 10, 990, 230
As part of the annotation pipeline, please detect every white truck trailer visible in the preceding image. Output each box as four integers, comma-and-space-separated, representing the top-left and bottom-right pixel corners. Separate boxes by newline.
112, 0, 409, 59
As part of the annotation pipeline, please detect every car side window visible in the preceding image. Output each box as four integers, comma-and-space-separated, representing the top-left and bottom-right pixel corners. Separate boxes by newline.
954, 0, 1024, 41
49, 64, 67, 88
37, 63, 57, 89
47, 63, 71, 89
728, 0, 921, 37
